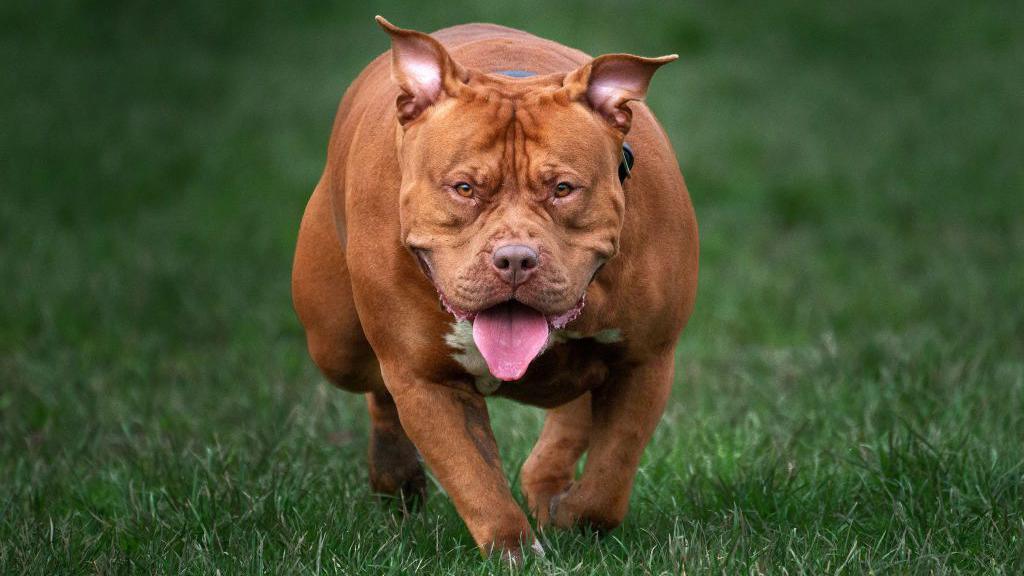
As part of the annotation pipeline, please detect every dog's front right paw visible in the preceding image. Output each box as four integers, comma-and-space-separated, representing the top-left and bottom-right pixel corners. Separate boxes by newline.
475, 513, 541, 566
488, 536, 546, 568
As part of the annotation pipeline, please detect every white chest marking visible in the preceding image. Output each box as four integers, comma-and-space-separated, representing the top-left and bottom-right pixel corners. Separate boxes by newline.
443, 321, 624, 395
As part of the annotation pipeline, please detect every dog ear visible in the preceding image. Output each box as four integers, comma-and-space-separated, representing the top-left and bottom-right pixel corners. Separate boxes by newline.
376, 16, 469, 125
563, 53, 677, 133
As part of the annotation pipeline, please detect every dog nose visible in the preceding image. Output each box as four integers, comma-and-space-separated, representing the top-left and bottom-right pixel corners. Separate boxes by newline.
492, 244, 539, 286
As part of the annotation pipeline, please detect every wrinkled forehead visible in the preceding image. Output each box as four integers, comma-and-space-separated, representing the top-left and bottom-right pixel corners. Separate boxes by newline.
411, 89, 618, 171
515, 98, 619, 167
408, 98, 511, 175
414, 98, 511, 151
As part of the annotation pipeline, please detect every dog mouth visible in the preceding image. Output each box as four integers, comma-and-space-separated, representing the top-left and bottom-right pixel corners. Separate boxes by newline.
414, 248, 586, 381
439, 292, 585, 381
462, 297, 585, 381
470, 300, 551, 381
436, 288, 585, 328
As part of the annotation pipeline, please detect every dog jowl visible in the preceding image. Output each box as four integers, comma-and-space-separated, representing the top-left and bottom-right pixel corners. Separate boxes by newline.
292, 16, 698, 561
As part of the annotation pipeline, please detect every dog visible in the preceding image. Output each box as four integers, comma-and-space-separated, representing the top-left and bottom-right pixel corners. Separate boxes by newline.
292, 16, 698, 560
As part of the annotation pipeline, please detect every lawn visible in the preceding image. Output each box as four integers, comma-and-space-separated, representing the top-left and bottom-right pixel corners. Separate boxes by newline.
2, 0, 1022, 573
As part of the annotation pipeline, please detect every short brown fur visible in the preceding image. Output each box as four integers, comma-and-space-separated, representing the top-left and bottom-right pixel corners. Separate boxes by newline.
292, 18, 698, 560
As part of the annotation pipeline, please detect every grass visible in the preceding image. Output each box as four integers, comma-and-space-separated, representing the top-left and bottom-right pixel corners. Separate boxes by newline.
2, 0, 1022, 573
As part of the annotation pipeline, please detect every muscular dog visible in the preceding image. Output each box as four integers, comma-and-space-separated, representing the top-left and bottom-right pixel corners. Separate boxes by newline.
292, 16, 698, 560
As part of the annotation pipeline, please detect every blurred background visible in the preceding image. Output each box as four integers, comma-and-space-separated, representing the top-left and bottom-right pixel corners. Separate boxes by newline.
2, 0, 1021, 572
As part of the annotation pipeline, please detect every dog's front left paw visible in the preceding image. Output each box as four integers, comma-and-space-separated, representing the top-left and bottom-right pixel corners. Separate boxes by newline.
547, 482, 627, 533
522, 477, 573, 527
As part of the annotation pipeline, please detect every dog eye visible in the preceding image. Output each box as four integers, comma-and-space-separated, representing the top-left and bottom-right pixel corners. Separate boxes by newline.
553, 182, 574, 198
453, 182, 474, 198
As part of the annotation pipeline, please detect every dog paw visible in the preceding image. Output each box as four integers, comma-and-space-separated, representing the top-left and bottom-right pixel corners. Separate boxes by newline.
396, 467, 427, 512
546, 484, 626, 533
546, 488, 570, 527
522, 476, 575, 527
492, 538, 546, 568
371, 464, 426, 514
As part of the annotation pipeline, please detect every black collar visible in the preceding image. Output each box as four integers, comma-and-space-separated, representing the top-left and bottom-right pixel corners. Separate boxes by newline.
619, 142, 635, 183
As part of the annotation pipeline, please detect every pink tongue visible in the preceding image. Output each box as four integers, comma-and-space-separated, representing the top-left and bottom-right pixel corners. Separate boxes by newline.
472, 302, 550, 381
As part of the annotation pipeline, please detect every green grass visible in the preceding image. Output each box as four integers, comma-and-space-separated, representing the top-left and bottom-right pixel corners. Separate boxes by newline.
2, 0, 1022, 573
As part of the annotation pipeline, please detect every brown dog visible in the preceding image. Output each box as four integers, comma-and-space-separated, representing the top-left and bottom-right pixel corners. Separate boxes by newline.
292, 16, 698, 560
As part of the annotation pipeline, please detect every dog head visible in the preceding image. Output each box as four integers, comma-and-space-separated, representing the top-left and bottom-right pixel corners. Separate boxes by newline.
377, 17, 675, 380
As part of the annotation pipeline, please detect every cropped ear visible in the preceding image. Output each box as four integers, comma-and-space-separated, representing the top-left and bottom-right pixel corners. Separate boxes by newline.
375, 16, 469, 125
562, 53, 677, 133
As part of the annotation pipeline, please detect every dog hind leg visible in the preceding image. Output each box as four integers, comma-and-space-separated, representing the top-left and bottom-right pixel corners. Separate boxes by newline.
292, 179, 381, 392
366, 391, 426, 508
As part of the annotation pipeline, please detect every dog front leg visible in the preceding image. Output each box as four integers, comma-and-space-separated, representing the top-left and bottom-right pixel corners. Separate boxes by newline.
382, 364, 537, 561
548, 351, 675, 532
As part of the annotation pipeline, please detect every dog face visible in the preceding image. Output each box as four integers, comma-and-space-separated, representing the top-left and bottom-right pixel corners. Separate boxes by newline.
378, 17, 674, 379
400, 84, 625, 324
